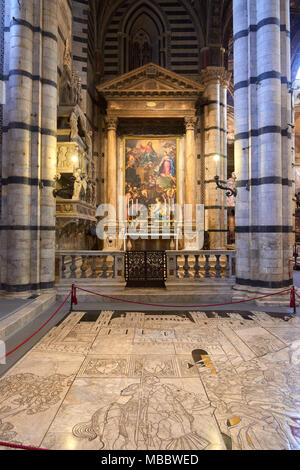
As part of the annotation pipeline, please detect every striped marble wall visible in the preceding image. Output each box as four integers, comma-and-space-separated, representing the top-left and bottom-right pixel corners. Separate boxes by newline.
101, 0, 201, 80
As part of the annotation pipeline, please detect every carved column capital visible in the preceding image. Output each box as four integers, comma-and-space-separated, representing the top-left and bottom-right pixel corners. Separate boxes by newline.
106, 117, 118, 131
184, 116, 197, 132
200, 67, 232, 89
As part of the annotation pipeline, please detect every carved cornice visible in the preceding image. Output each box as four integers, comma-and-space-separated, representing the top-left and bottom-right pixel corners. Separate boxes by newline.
200, 67, 232, 88
97, 63, 204, 100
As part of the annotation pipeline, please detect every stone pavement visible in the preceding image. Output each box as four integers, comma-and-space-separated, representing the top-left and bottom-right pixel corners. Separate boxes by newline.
0, 309, 299, 451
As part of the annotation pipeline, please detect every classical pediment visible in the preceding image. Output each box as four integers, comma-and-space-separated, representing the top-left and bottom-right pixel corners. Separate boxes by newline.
97, 63, 204, 99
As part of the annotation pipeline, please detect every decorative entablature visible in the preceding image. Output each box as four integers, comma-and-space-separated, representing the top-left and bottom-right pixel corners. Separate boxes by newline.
97, 63, 204, 119
97, 63, 204, 101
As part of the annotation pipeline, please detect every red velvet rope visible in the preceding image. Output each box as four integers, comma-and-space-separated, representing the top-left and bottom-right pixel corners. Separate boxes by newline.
74, 285, 293, 309
295, 290, 300, 300
0, 441, 49, 451
0, 290, 72, 362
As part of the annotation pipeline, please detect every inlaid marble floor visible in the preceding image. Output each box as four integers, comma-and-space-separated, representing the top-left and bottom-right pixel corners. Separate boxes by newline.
0, 310, 300, 451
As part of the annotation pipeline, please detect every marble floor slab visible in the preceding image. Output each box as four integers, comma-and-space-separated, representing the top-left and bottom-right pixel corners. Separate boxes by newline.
0, 310, 299, 450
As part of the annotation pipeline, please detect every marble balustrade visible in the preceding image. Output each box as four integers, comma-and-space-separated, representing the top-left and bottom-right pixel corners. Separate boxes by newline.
56, 250, 236, 283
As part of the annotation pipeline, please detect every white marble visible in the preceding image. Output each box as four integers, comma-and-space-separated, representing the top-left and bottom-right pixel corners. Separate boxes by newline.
0, 310, 299, 450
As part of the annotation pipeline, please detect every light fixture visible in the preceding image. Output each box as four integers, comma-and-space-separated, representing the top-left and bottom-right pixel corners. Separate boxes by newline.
214, 154, 237, 198
71, 155, 79, 164
214, 176, 237, 198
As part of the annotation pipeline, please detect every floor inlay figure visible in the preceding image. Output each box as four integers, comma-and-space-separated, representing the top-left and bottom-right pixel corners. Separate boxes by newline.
0, 310, 299, 450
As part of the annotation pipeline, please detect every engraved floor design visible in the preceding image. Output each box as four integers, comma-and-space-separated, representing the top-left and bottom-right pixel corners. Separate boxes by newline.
0, 310, 300, 450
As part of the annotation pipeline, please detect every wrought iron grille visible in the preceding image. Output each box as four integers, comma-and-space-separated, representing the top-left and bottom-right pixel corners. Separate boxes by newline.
125, 251, 167, 287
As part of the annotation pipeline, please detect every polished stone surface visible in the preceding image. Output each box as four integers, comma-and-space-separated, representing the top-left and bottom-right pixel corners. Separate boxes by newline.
0, 310, 300, 450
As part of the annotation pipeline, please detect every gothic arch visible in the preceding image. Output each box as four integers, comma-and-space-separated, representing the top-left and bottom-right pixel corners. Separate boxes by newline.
99, 0, 204, 79
121, 0, 169, 72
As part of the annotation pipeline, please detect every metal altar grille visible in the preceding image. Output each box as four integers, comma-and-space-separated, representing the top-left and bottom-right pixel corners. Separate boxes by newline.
125, 251, 167, 288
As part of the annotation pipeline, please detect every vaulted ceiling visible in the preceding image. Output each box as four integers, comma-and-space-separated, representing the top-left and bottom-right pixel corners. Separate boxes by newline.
90, 0, 300, 79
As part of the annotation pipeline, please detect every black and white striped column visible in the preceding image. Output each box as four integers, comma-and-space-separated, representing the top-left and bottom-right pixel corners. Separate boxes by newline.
201, 67, 231, 249
40, 0, 58, 290
0, 0, 57, 293
233, 0, 293, 291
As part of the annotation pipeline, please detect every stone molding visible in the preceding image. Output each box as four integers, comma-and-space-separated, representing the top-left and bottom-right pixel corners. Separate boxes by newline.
97, 63, 204, 99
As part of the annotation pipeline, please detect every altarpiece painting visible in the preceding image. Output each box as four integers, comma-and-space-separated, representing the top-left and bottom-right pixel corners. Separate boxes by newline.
124, 138, 178, 222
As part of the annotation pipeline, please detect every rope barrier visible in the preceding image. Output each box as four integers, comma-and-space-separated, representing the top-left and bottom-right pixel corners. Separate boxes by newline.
0, 441, 49, 451
0, 284, 296, 364
295, 290, 300, 300
0, 290, 72, 363
288, 259, 300, 277
73, 285, 293, 309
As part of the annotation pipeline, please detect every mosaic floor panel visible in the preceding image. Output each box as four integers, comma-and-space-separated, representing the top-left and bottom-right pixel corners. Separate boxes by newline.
0, 310, 300, 450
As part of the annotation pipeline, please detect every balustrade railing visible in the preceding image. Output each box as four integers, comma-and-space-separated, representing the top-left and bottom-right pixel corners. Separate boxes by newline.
166, 251, 236, 280
56, 250, 236, 283
56, 251, 125, 282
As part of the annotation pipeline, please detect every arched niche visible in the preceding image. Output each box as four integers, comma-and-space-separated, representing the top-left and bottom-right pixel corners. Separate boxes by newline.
121, 1, 169, 73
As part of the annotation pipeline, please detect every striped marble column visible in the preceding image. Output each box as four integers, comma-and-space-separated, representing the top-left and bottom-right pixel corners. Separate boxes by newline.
1, 0, 34, 292
201, 67, 231, 249
0, 0, 58, 294
233, 0, 293, 292
39, 0, 58, 290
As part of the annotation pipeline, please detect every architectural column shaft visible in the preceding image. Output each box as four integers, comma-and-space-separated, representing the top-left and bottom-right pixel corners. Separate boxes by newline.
201, 67, 231, 249
185, 117, 196, 218
233, 0, 292, 290
233, 0, 251, 283
0, 0, 58, 293
3, 0, 34, 289
40, 0, 58, 288
256, 0, 283, 284
280, 0, 293, 282
106, 118, 118, 211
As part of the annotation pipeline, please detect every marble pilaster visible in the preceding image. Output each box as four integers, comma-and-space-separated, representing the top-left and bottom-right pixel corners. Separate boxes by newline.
201, 67, 231, 249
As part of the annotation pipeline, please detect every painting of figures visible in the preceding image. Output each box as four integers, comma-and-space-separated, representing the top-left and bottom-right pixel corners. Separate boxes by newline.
125, 138, 178, 219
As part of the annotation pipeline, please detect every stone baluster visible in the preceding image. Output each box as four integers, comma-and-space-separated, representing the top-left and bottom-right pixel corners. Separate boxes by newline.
215, 255, 221, 278
70, 256, 77, 279
80, 256, 87, 279
176, 256, 180, 279
205, 255, 211, 278
61, 256, 66, 280
90, 256, 97, 278
112, 255, 116, 279
225, 255, 231, 278
194, 255, 201, 278
183, 255, 190, 278
101, 257, 108, 279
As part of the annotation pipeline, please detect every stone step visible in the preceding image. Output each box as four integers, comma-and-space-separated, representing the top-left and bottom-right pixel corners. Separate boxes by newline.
0, 294, 56, 342
56, 281, 235, 307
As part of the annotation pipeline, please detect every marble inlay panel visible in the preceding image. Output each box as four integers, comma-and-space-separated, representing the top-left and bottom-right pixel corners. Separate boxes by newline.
265, 327, 300, 345
234, 327, 286, 356
41, 377, 226, 451
0, 352, 85, 447
0, 309, 299, 450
